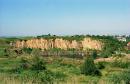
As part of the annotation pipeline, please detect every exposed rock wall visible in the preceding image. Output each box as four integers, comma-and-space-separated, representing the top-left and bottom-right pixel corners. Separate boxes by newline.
14, 38, 102, 50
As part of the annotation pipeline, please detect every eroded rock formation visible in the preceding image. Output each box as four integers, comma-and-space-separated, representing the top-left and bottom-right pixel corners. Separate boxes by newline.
14, 38, 102, 50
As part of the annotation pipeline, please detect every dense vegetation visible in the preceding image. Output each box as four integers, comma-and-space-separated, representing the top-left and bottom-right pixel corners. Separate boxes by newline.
37, 34, 127, 58
81, 56, 101, 76
0, 35, 130, 83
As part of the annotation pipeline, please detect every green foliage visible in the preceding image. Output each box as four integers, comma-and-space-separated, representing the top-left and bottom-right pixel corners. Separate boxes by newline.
107, 70, 130, 84
37, 34, 58, 40
112, 53, 125, 58
31, 56, 46, 72
49, 48, 63, 51
122, 71, 130, 84
31, 48, 41, 56
38, 70, 66, 83
0, 36, 128, 83
20, 57, 31, 69
2, 48, 17, 58
22, 48, 33, 54
0, 38, 11, 57
61, 35, 85, 41
100, 50, 112, 58
0, 38, 10, 48
38, 70, 54, 83
81, 57, 101, 76
11, 56, 67, 83
12, 57, 31, 73
92, 50, 98, 59
37, 34, 86, 41
111, 59, 130, 68
0, 48, 6, 57
36, 35, 126, 58
126, 50, 130, 54
96, 62, 105, 69
126, 36, 130, 42
92, 35, 126, 58
9, 56, 68, 83
13, 56, 46, 74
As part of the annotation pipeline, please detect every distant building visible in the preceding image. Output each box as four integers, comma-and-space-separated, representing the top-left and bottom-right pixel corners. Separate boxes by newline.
127, 42, 130, 50
116, 36, 126, 42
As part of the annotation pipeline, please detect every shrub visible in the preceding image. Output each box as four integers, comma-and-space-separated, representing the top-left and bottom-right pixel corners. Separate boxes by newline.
22, 48, 33, 54
39, 70, 54, 83
52, 71, 66, 81
3, 48, 11, 57
100, 50, 112, 58
126, 50, 130, 54
12, 56, 46, 74
112, 53, 125, 58
123, 71, 130, 84
0, 48, 6, 57
20, 57, 31, 69
106, 70, 130, 84
96, 62, 105, 69
81, 57, 101, 76
92, 50, 98, 59
31, 48, 41, 57
37, 70, 66, 83
111, 59, 129, 68
12, 57, 31, 73
31, 56, 46, 72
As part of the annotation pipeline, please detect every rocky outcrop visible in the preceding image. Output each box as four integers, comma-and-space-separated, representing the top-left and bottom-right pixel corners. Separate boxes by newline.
14, 38, 102, 50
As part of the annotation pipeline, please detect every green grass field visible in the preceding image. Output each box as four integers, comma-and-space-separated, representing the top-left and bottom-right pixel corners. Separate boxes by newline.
0, 55, 130, 84
0, 37, 130, 84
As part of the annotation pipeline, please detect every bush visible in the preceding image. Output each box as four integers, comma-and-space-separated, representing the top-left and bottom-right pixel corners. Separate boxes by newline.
51, 71, 66, 81
31, 56, 46, 72
126, 50, 130, 54
107, 70, 130, 84
12, 57, 31, 73
100, 50, 112, 58
37, 70, 66, 83
0, 48, 6, 57
111, 59, 129, 68
112, 53, 125, 58
31, 48, 41, 56
92, 50, 98, 59
81, 57, 101, 76
39, 70, 54, 83
22, 48, 33, 54
123, 71, 130, 84
96, 62, 105, 69
20, 57, 31, 69
13, 56, 46, 73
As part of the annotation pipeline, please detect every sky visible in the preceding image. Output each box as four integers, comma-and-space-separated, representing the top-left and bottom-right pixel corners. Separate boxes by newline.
0, 0, 130, 36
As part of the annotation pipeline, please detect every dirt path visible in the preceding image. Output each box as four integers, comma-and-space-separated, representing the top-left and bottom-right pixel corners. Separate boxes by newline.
95, 57, 114, 63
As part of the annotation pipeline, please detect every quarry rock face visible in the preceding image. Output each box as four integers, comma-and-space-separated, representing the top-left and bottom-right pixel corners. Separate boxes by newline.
14, 38, 102, 50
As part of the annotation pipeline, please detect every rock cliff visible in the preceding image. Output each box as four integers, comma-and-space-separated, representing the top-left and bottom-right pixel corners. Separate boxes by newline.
14, 38, 102, 50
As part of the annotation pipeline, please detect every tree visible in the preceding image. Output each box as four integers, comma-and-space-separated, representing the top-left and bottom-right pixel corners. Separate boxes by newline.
92, 50, 98, 59
31, 56, 46, 72
81, 56, 101, 76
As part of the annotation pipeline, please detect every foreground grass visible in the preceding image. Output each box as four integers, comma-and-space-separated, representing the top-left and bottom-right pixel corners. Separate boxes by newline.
0, 56, 130, 84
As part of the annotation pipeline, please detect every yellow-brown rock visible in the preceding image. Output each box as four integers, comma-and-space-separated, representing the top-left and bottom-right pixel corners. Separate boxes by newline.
14, 38, 102, 50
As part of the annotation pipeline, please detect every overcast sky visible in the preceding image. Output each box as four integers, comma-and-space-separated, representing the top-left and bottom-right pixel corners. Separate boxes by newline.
0, 0, 130, 36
